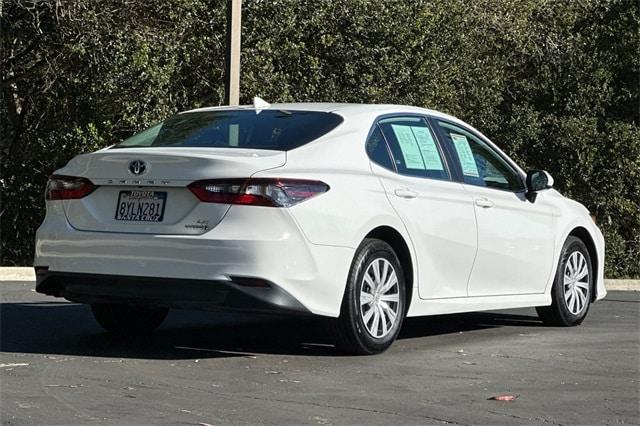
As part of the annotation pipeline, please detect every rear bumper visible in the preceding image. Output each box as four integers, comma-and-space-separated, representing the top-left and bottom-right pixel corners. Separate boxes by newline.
35, 204, 354, 317
36, 271, 310, 314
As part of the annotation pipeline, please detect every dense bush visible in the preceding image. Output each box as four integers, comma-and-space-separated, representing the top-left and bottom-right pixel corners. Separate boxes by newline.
1, 0, 638, 277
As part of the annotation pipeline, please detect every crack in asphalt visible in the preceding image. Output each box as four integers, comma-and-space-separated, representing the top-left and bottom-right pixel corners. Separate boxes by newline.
191, 387, 468, 425
486, 409, 564, 426
116, 362, 466, 425
602, 400, 639, 421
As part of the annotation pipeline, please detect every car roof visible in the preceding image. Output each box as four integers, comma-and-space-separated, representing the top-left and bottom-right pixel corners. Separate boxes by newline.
184, 102, 458, 121
181, 102, 525, 176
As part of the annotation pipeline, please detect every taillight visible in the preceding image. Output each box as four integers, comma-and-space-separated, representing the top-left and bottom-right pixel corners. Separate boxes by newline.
188, 178, 329, 207
46, 175, 96, 200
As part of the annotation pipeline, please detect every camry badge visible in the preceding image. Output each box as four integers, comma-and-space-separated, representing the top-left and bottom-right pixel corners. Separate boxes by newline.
128, 160, 147, 176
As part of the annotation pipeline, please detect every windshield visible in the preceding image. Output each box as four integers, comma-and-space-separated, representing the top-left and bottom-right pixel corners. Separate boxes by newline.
113, 110, 344, 151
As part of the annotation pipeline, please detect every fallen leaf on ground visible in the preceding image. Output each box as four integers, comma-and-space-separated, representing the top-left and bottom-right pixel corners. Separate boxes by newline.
488, 394, 519, 401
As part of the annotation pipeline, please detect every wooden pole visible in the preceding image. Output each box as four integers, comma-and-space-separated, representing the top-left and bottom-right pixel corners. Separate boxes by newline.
224, 0, 242, 106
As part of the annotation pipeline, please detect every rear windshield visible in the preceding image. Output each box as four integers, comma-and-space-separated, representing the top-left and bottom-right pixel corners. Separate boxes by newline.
112, 110, 343, 151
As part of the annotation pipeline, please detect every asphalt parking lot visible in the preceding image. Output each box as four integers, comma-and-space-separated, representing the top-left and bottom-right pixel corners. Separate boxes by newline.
1, 281, 638, 425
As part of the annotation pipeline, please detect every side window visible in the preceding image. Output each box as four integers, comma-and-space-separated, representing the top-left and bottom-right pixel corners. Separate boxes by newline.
365, 126, 394, 170
437, 121, 524, 191
378, 117, 449, 180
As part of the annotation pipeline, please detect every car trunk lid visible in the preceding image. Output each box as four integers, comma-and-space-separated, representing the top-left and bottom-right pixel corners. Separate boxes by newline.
56, 147, 286, 235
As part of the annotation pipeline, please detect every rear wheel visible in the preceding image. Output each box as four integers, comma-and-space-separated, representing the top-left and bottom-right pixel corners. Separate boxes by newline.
330, 238, 406, 355
537, 236, 592, 326
91, 303, 169, 334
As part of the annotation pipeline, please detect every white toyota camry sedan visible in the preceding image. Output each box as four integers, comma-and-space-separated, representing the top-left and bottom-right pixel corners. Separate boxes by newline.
35, 101, 606, 354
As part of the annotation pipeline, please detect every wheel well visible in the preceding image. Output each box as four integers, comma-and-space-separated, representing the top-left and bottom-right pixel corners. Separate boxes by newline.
569, 226, 599, 301
365, 226, 414, 311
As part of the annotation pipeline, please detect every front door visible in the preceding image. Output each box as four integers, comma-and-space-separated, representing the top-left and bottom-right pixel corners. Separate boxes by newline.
434, 119, 557, 296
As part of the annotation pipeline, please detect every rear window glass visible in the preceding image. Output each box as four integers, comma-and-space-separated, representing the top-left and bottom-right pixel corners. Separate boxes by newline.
112, 110, 344, 151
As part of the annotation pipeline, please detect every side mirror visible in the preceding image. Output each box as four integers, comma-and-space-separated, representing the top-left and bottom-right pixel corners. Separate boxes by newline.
525, 170, 554, 202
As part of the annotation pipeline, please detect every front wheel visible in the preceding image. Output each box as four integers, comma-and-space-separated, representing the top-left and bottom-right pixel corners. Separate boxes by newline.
537, 236, 592, 326
91, 303, 169, 334
330, 238, 406, 355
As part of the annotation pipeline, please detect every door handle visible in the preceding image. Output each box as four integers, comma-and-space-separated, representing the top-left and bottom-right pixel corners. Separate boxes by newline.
475, 197, 495, 208
394, 188, 418, 199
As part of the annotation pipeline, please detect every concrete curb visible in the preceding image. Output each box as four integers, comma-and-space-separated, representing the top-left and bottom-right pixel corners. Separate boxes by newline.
1, 266, 638, 291
605, 279, 640, 291
1, 267, 36, 281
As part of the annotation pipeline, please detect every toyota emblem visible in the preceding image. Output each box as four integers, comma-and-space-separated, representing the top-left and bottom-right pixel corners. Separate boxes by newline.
128, 160, 147, 176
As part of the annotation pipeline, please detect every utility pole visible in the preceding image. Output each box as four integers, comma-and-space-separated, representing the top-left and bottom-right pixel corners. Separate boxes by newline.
224, 0, 242, 106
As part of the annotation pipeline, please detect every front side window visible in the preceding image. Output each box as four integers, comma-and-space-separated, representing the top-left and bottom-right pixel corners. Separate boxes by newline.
377, 117, 448, 180
113, 110, 344, 151
437, 121, 524, 191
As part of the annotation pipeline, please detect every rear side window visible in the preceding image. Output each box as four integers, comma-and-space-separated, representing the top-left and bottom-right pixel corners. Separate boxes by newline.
378, 117, 449, 180
366, 126, 394, 170
113, 110, 344, 151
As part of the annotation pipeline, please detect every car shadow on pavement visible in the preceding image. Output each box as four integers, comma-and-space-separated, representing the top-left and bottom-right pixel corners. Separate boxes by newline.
0, 301, 544, 359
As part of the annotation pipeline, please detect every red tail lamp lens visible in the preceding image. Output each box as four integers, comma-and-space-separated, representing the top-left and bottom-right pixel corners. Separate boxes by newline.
46, 175, 96, 200
188, 178, 329, 207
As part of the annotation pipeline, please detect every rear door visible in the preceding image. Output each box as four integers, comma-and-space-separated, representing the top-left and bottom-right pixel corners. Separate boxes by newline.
432, 119, 557, 296
367, 115, 477, 299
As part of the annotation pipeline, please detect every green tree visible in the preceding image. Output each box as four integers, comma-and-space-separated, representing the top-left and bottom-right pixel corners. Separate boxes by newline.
1, 0, 638, 277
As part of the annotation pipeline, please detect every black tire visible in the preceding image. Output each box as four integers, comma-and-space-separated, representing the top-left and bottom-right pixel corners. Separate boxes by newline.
536, 236, 593, 326
91, 303, 169, 334
330, 238, 406, 355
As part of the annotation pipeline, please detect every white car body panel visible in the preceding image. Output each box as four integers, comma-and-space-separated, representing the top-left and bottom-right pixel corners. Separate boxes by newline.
54, 148, 286, 235
463, 186, 557, 296
371, 163, 478, 300
544, 190, 606, 300
36, 201, 353, 317
35, 103, 606, 320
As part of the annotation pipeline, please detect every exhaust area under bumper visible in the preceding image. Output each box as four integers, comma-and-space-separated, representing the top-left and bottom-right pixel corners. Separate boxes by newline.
36, 271, 311, 315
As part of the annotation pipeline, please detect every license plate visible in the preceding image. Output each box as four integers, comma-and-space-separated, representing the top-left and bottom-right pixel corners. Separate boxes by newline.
115, 191, 166, 222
